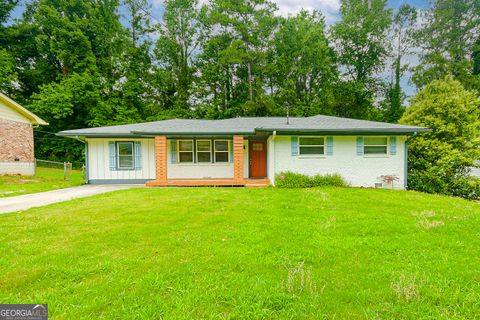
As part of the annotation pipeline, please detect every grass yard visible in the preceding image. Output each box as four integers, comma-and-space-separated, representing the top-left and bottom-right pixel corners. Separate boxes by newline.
0, 167, 84, 197
0, 187, 479, 319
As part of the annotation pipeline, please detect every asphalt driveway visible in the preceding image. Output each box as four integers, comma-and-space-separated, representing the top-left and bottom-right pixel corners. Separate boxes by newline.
0, 185, 138, 214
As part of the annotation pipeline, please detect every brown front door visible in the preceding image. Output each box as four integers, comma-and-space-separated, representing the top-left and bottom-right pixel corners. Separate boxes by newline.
249, 141, 267, 178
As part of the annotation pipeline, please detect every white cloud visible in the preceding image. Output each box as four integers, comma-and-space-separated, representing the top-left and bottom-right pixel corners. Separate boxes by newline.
151, 0, 341, 23
273, 0, 340, 23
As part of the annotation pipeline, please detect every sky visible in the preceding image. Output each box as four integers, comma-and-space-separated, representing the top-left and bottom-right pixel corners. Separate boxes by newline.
11, 0, 430, 99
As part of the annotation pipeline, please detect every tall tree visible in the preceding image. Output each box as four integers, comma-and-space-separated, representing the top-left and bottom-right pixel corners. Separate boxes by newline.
331, 0, 392, 119
23, 0, 135, 161
413, 0, 480, 91
383, 4, 417, 122
267, 10, 337, 117
0, 0, 18, 95
120, 0, 156, 120
195, 0, 278, 118
155, 0, 201, 117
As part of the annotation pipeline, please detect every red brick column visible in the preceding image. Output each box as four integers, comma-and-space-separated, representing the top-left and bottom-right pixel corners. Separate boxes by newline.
233, 136, 244, 183
154, 136, 167, 184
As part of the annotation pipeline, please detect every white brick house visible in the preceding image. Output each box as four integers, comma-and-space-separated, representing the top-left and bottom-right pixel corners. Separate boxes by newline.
58, 115, 429, 188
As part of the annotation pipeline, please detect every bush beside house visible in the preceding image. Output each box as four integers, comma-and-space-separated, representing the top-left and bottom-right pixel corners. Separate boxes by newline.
275, 172, 346, 188
400, 77, 480, 200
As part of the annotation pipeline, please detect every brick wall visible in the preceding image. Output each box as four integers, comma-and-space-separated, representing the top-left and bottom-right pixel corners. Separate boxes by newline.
0, 118, 34, 162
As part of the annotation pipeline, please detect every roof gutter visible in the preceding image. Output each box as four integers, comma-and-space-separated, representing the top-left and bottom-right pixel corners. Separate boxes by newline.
255, 128, 430, 135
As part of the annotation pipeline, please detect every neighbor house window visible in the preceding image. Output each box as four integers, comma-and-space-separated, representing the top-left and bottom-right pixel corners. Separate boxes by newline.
214, 140, 229, 162
364, 137, 388, 155
299, 137, 324, 155
178, 140, 194, 163
196, 140, 212, 163
117, 142, 134, 169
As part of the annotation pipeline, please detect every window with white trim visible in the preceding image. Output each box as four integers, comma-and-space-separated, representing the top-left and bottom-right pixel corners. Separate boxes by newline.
299, 137, 324, 155
196, 140, 212, 163
117, 142, 134, 169
214, 140, 229, 162
364, 137, 388, 155
178, 140, 194, 163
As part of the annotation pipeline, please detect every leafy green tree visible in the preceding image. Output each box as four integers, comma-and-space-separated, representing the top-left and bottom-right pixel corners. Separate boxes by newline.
413, 0, 480, 92
267, 10, 337, 117
382, 4, 417, 123
195, 0, 278, 118
0, 0, 18, 96
331, 0, 392, 119
0, 49, 16, 94
400, 77, 480, 199
155, 0, 201, 117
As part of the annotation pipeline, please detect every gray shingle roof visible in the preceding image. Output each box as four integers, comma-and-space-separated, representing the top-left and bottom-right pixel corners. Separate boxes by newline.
57, 115, 429, 137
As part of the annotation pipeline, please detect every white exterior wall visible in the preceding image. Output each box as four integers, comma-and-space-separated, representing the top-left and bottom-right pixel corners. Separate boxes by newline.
273, 135, 407, 189
267, 135, 275, 183
0, 100, 30, 123
167, 139, 236, 179
86, 138, 156, 181
0, 162, 35, 175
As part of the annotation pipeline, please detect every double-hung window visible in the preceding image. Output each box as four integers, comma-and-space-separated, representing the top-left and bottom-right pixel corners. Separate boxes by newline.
299, 137, 324, 155
117, 142, 134, 169
196, 140, 212, 163
178, 140, 194, 163
364, 137, 388, 155
214, 140, 229, 162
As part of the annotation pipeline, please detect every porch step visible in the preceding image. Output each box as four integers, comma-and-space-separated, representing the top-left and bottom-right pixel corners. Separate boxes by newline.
146, 178, 271, 188
245, 178, 270, 188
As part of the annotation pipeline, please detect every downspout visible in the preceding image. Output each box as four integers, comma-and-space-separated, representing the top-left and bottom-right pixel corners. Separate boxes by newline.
404, 132, 417, 190
271, 131, 276, 186
74, 136, 88, 184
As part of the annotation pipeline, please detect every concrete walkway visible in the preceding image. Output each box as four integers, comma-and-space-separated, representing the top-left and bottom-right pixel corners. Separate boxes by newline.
0, 185, 137, 214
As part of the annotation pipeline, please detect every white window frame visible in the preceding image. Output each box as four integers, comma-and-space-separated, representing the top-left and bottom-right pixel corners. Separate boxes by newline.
364, 136, 388, 156
116, 141, 134, 170
178, 139, 194, 163
214, 140, 229, 163
196, 140, 212, 163
298, 136, 325, 156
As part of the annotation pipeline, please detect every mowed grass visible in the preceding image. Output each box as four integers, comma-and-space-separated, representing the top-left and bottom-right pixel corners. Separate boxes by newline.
0, 187, 479, 319
0, 167, 84, 197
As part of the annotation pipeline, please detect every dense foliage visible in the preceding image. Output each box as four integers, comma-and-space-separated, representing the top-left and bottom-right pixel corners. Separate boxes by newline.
1, 0, 478, 162
275, 172, 346, 188
400, 77, 480, 199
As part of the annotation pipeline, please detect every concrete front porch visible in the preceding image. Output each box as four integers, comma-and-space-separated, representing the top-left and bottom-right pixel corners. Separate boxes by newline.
146, 135, 270, 188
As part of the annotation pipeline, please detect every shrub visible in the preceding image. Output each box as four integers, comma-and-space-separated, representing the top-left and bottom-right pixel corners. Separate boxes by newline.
276, 172, 346, 188
400, 77, 480, 200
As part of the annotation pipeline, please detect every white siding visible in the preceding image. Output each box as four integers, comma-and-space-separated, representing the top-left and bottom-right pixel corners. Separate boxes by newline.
267, 135, 275, 183
273, 135, 407, 189
87, 138, 156, 181
0, 100, 30, 124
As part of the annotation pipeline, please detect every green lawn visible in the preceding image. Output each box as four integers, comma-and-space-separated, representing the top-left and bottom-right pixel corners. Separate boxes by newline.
0, 187, 479, 319
0, 167, 84, 197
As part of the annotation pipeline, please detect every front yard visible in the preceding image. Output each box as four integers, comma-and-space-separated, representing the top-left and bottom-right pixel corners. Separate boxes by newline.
0, 167, 84, 197
0, 187, 479, 319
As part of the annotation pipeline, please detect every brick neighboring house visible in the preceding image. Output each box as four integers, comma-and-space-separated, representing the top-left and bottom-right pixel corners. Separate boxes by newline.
0, 92, 48, 175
